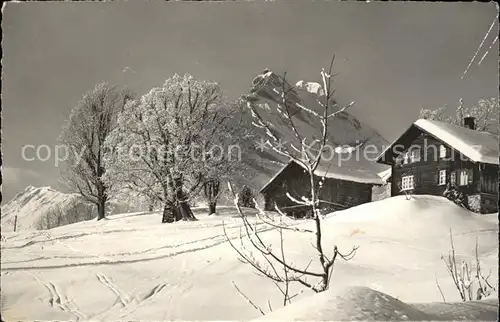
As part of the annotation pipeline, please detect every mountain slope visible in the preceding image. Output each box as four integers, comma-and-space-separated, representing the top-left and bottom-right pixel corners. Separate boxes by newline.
1, 186, 129, 232
240, 70, 390, 191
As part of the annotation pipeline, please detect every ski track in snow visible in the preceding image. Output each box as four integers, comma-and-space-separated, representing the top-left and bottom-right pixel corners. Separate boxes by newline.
110, 282, 170, 320
141, 283, 167, 301
28, 272, 87, 321
90, 277, 172, 320
3, 234, 225, 265
27, 268, 169, 321
1, 221, 281, 271
2, 228, 141, 249
3, 200, 498, 321
95, 272, 134, 307
2, 216, 279, 320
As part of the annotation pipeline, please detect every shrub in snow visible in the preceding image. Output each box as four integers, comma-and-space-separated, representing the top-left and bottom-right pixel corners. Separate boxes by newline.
442, 184, 469, 210
238, 186, 256, 209
438, 230, 496, 302
35, 202, 95, 230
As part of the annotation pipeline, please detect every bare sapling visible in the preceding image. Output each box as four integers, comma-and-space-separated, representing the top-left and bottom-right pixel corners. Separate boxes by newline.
224, 57, 359, 312
437, 229, 496, 301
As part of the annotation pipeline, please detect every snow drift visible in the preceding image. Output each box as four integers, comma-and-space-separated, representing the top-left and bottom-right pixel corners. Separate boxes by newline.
1, 196, 497, 321
253, 285, 498, 321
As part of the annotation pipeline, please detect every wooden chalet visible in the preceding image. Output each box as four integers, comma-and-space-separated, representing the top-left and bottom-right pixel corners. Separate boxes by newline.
260, 159, 385, 217
376, 117, 499, 214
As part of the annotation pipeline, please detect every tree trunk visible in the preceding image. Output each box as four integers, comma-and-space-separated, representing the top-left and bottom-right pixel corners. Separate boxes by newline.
208, 201, 217, 215
162, 203, 175, 223
163, 175, 198, 223
173, 177, 197, 221
177, 200, 196, 221
204, 179, 220, 216
97, 199, 106, 221
96, 182, 107, 221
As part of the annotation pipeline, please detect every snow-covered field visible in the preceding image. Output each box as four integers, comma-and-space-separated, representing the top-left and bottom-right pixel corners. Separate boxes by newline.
1, 196, 498, 321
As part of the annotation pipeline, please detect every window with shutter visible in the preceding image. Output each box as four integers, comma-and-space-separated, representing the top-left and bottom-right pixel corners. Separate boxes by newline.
450, 171, 456, 186
438, 170, 446, 185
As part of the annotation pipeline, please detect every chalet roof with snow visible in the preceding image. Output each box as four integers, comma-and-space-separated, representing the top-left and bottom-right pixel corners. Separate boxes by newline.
260, 158, 385, 193
377, 119, 499, 165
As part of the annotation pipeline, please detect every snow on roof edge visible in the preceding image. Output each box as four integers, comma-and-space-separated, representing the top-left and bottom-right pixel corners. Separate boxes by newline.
376, 119, 499, 165
260, 159, 384, 193
377, 168, 392, 182
320, 171, 384, 185
414, 119, 499, 165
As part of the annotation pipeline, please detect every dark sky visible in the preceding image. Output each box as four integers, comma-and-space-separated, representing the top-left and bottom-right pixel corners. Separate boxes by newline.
1, 1, 498, 202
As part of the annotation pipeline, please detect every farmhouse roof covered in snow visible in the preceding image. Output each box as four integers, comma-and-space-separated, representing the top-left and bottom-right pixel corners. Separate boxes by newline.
377, 119, 499, 165
260, 158, 385, 193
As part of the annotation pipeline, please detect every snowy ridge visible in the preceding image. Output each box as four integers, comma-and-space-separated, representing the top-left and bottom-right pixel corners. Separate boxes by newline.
247, 69, 389, 148
1, 196, 497, 321
1, 186, 130, 232
242, 69, 390, 189
1, 186, 92, 232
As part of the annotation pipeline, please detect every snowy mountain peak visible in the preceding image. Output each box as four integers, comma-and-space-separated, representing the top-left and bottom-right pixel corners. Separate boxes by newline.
242, 69, 390, 190
1, 186, 93, 232
9, 186, 50, 205
295, 80, 325, 96
1, 186, 133, 232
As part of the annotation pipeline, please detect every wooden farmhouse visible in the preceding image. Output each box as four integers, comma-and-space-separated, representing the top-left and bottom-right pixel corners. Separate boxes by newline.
259, 159, 385, 217
376, 117, 499, 214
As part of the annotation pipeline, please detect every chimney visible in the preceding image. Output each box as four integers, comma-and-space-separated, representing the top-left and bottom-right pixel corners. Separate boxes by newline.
463, 116, 475, 130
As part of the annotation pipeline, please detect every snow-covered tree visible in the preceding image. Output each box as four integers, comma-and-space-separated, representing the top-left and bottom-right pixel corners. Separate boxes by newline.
60, 82, 134, 220
104, 74, 244, 223
202, 98, 257, 215
420, 97, 499, 132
